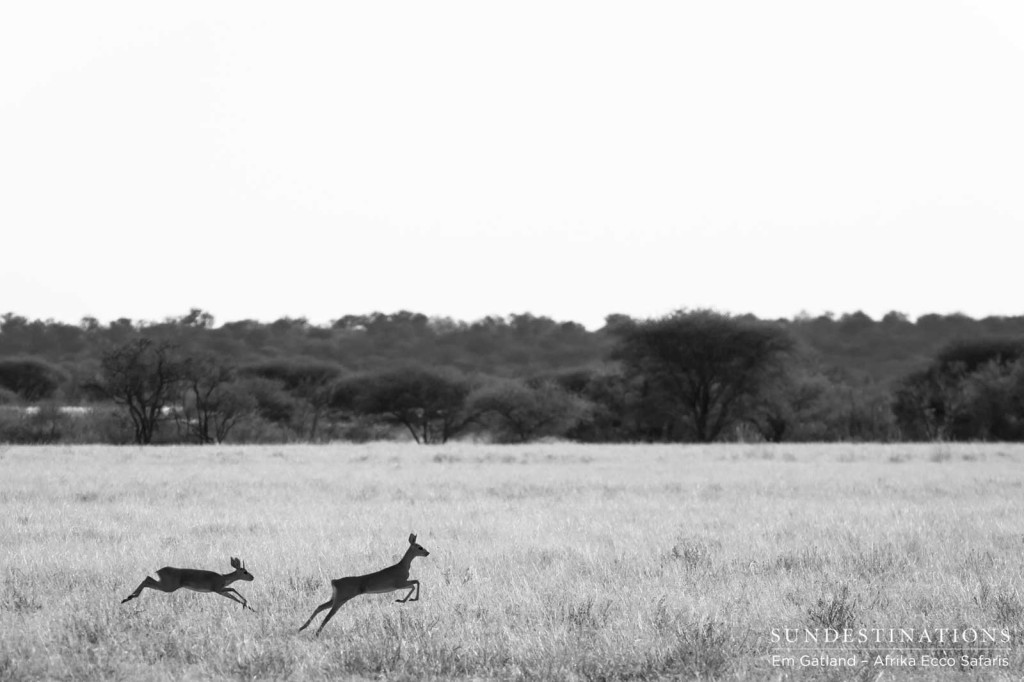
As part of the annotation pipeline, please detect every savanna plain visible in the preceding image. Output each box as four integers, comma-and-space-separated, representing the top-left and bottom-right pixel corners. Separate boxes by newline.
1, 442, 1023, 681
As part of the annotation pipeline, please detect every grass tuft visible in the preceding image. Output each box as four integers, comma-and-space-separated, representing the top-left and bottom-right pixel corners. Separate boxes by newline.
808, 585, 858, 631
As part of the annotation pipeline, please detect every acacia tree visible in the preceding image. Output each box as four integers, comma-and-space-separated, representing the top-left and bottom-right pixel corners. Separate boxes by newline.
179, 356, 256, 444
242, 360, 343, 440
339, 367, 475, 444
613, 310, 795, 442
0, 357, 67, 402
96, 338, 183, 444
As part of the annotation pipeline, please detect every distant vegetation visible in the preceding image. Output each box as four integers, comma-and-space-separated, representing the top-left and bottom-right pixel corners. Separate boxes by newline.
2, 308, 1024, 444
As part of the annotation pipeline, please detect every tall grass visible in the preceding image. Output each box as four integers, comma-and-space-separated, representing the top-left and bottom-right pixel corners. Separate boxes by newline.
1, 443, 1022, 680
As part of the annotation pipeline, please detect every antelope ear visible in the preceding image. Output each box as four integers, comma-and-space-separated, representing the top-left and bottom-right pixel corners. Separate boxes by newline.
409, 533, 417, 543
231, 557, 240, 568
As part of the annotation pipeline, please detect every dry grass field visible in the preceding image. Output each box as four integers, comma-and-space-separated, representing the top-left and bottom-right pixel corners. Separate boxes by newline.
1, 442, 1023, 681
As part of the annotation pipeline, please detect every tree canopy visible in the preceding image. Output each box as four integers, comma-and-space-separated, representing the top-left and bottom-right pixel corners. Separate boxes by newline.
614, 310, 795, 442
4, 307, 1024, 443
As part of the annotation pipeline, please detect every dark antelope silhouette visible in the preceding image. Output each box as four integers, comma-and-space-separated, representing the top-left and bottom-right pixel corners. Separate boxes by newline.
121, 557, 255, 611
299, 533, 430, 636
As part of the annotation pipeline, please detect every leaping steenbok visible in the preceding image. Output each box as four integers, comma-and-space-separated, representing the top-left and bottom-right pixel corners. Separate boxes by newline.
299, 533, 430, 636
120, 557, 255, 611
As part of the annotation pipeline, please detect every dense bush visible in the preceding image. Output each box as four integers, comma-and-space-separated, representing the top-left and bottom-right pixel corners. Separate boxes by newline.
0, 404, 131, 444
468, 379, 587, 443
893, 340, 1024, 441
3, 309, 1024, 443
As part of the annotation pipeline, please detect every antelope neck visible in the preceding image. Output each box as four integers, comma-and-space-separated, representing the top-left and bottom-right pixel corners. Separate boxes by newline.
399, 546, 418, 567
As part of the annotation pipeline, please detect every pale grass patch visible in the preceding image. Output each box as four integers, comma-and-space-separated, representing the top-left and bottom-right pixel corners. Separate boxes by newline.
0, 443, 1023, 679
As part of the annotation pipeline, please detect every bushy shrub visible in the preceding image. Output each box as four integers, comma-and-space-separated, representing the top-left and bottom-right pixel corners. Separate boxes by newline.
893, 340, 1024, 441
0, 403, 67, 443
222, 414, 303, 444
468, 379, 588, 443
0, 357, 67, 402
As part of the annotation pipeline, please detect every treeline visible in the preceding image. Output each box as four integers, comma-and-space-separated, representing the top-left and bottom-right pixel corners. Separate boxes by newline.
1, 308, 1023, 444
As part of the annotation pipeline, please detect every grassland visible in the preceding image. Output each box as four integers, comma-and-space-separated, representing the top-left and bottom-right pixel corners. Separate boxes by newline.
1, 442, 1023, 681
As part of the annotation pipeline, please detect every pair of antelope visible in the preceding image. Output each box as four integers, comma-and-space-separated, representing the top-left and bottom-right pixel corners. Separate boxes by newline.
120, 533, 430, 636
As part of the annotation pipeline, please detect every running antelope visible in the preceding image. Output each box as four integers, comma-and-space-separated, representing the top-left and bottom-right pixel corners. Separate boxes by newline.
120, 557, 255, 611
299, 533, 430, 636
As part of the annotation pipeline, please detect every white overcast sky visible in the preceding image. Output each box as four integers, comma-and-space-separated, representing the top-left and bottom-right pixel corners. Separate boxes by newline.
2, 1, 1022, 330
